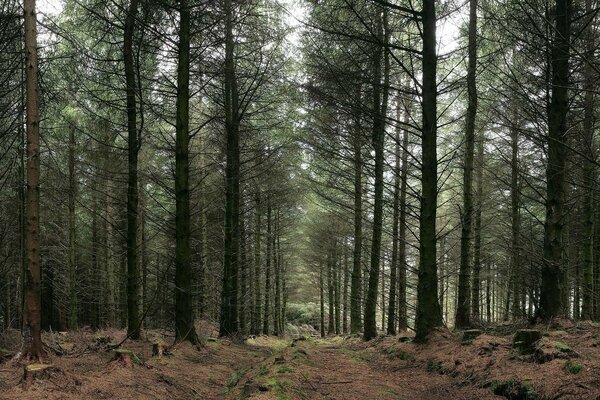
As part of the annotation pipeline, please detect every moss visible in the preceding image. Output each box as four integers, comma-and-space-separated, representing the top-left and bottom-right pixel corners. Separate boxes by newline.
222, 367, 250, 394
564, 361, 582, 374
258, 365, 269, 376
553, 341, 571, 352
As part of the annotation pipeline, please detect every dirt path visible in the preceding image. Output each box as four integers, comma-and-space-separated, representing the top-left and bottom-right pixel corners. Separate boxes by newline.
234, 337, 501, 399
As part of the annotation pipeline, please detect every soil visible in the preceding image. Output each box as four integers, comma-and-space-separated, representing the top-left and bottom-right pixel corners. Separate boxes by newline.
1, 319, 599, 399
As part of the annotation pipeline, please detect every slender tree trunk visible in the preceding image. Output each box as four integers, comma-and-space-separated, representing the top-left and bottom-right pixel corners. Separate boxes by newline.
540, 0, 571, 319
334, 247, 341, 334
398, 97, 410, 332
274, 211, 281, 336
456, 0, 478, 329
327, 249, 335, 335
343, 241, 349, 334
68, 123, 77, 329
22, 0, 43, 359
263, 201, 272, 335
240, 197, 248, 334
252, 193, 262, 335
415, 0, 443, 342
581, 0, 595, 320
124, 0, 140, 339
174, 0, 198, 343
220, 0, 241, 336
472, 131, 484, 321
510, 111, 521, 320
350, 85, 363, 335
320, 262, 325, 337
364, 8, 389, 341
387, 95, 402, 335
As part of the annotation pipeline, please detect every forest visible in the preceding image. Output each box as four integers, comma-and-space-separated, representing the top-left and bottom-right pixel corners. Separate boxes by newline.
1, 0, 600, 398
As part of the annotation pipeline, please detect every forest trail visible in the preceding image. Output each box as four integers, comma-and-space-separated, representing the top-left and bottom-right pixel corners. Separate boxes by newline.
233, 336, 499, 399
2, 321, 600, 399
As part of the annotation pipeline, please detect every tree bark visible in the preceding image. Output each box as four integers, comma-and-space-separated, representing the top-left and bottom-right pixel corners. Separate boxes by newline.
387, 94, 402, 335
251, 193, 262, 335
581, 0, 595, 320
350, 84, 363, 335
263, 201, 272, 335
472, 131, 484, 321
415, 0, 443, 342
456, 0, 478, 329
23, 0, 43, 359
220, 0, 241, 336
67, 123, 77, 329
174, 0, 198, 344
540, 0, 571, 319
124, 0, 140, 339
364, 7, 390, 341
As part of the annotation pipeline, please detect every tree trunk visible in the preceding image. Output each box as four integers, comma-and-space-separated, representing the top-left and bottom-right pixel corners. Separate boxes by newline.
351, 83, 363, 335
23, 0, 43, 359
174, 0, 198, 344
320, 262, 325, 337
364, 8, 389, 341
581, 0, 595, 320
263, 201, 272, 335
510, 109, 521, 320
252, 193, 262, 335
327, 248, 335, 335
456, 0, 478, 329
343, 240, 349, 334
398, 95, 410, 332
387, 94, 402, 335
415, 0, 443, 342
220, 0, 241, 336
472, 130, 484, 321
540, 0, 571, 319
67, 123, 77, 329
124, 0, 140, 339
274, 211, 281, 336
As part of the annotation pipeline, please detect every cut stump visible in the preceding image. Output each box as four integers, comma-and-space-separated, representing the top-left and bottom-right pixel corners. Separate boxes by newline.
110, 349, 136, 368
513, 329, 542, 354
22, 363, 54, 389
152, 342, 169, 359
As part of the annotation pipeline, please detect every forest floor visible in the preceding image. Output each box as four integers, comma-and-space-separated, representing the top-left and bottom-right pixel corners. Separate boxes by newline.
1, 319, 600, 399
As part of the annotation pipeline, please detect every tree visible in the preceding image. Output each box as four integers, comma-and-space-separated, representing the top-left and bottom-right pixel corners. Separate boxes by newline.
539, 0, 571, 319
364, 6, 390, 341
415, 0, 443, 342
174, 0, 198, 344
22, 0, 43, 360
456, 0, 478, 329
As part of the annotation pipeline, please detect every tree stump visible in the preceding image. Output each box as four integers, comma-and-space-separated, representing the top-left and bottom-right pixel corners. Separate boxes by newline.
152, 342, 168, 358
111, 349, 135, 368
513, 329, 542, 354
22, 363, 54, 389
462, 329, 482, 343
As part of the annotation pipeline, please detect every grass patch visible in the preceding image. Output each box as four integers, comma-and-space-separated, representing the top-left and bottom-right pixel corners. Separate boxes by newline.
221, 367, 250, 394
426, 359, 443, 373
489, 379, 538, 399
564, 361, 582, 374
276, 365, 295, 374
